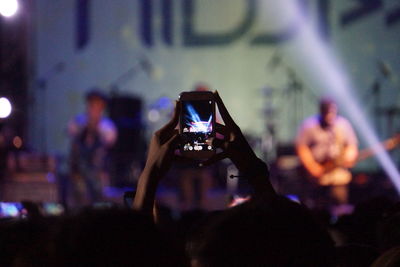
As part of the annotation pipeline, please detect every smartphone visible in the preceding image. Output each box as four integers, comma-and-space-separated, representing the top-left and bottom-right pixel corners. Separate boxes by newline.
179, 91, 215, 159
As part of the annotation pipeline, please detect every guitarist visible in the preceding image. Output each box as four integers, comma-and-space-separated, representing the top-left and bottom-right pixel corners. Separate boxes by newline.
295, 97, 359, 208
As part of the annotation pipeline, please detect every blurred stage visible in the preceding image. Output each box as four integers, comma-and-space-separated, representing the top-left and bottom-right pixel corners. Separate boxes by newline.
1, 0, 400, 216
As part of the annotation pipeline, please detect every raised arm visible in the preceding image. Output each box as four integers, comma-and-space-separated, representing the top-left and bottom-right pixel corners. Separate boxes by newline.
133, 102, 180, 215
296, 143, 324, 178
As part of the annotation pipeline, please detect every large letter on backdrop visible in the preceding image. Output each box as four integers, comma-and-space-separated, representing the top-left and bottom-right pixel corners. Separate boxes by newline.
76, 0, 91, 50
183, 0, 255, 46
340, 0, 383, 27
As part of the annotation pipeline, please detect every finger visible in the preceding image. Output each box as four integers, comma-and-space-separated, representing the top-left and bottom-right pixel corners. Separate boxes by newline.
200, 152, 228, 167
214, 91, 235, 127
215, 123, 229, 136
165, 133, 180, 149
215, 132, 225, 140
159, 100, 181, 136
157, 102, 181, 143
212, 138, 226, 148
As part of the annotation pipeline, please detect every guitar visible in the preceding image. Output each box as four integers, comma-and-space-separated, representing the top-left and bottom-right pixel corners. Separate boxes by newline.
317, 133, 400, 186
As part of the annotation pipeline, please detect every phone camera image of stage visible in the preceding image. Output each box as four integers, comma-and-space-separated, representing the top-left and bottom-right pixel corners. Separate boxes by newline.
182, 100, 213, 152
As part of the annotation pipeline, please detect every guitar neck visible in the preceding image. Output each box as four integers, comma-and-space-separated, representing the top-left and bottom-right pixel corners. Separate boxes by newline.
357, 134, 400, 162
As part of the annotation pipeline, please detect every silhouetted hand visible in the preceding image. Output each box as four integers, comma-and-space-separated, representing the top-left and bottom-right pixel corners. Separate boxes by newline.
202, 92, 264, 173
202, 91, 274, 198
143, 101, 180, 179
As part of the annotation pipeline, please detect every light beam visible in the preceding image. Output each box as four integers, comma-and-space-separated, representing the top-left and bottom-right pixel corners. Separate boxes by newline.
267, 0, 400, 194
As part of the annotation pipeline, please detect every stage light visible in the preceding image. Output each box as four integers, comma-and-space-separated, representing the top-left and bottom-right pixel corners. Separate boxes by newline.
147, 109, 160, 122
269, 0, 400, 194
0, 0, 19, 18
0, 97, 12, 118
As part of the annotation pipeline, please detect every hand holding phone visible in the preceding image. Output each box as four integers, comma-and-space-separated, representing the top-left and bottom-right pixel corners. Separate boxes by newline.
201, 91, 264, 174
179, 91, 216, 159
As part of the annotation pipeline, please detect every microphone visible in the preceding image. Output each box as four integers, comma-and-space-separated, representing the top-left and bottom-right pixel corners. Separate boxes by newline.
140, 58, 154, 77
229, 174, 245, 179
377, 60, 391, 78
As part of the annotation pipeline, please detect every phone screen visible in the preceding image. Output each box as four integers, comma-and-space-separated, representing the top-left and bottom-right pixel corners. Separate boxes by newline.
181, 99, 214, 153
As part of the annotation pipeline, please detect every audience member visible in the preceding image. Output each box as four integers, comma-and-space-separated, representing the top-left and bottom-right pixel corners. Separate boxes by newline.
133, 91, 335, 266
68, 89, 117, 206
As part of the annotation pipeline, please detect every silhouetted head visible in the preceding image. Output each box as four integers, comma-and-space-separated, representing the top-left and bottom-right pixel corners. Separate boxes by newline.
49, 208, 182, 266
319, 97, 337, 127
85, 89, 108, 122
194, 83, 210, 92
188, 196, 335, 266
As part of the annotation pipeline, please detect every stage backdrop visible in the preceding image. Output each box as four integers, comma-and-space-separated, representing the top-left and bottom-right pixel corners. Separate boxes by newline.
30, 0, 400, 170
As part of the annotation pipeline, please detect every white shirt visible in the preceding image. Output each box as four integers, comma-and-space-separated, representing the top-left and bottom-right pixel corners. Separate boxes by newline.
296, 115, 358, 164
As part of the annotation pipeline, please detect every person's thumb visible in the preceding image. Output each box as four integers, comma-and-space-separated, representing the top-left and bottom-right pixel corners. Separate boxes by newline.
165, 134, 180, 151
